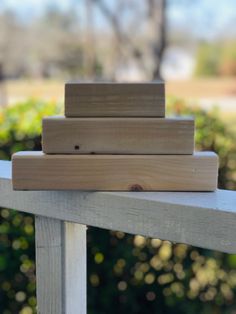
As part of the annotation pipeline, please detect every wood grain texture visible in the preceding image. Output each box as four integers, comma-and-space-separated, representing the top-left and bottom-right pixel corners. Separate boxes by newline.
42, 117, 194, 155
35, 216, 87, 314
12, 151, 218, 191
65, 82, 165, 117
1, 161, 236, 253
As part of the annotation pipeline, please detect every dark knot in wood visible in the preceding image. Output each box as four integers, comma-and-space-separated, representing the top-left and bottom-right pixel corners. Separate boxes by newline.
130, 184, 144, 192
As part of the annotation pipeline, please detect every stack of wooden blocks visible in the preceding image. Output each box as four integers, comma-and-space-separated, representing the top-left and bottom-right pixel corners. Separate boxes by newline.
12, 82, 218, 191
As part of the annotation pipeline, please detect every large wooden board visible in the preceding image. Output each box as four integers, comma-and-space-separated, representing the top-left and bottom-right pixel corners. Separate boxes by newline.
42, 117, 194, 154
12, 151, 218, 191
65, 82, 165, 117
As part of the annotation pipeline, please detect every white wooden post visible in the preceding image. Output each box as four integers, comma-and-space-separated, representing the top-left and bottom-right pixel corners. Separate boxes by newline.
35, 216, 87, 314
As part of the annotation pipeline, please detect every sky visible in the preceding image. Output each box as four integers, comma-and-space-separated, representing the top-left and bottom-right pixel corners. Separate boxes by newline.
0, 0, 72, 15
0, 0, 236, 40
169, 0, 236, 40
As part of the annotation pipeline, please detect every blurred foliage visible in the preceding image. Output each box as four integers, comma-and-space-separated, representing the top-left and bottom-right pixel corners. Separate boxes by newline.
195, 42, 236, 77
0, 99, 236, 313
0, 99, 62, 160
167, 98, 236, 190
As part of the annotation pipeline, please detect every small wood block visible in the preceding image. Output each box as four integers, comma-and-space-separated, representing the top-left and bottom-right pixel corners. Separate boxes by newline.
65, 82, 165, 117
42, 117, 194, 154
12, 152, 218, 191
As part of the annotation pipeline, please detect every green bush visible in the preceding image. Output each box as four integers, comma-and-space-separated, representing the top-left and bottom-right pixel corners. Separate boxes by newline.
0, 99, 235, 314
167, 98, 236, 190
0, 99, 62, 160
195, 41, 236, 77
195, 43, 222, 77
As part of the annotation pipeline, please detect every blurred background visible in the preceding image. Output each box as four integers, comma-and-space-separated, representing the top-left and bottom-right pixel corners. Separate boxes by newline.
0, 0, 236, 313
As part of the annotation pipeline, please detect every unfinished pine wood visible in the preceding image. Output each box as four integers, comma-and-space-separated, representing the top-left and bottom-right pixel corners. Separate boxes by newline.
35, 216, 87, 314
65, 82, 165, 117
42, 117, 194, 154
12, 151, 218, 191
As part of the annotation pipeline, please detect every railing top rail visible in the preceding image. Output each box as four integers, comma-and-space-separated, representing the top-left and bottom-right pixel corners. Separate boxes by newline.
0, 160, 236, 253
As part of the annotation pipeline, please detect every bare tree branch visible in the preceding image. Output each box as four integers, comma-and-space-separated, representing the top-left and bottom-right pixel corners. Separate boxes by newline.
92, 0, 167, 80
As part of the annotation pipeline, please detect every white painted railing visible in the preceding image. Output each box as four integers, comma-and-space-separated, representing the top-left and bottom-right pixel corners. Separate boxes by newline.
0, 160, 236, 313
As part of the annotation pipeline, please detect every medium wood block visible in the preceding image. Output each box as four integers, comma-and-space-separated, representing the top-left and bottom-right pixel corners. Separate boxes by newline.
42, 117, 194, 154
65, 82, 165, 117
12, 152, 218, 191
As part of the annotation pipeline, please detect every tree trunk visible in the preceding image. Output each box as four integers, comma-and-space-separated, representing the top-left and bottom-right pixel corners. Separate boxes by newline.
148, 0, 167, 80
85, 0, 96, 78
